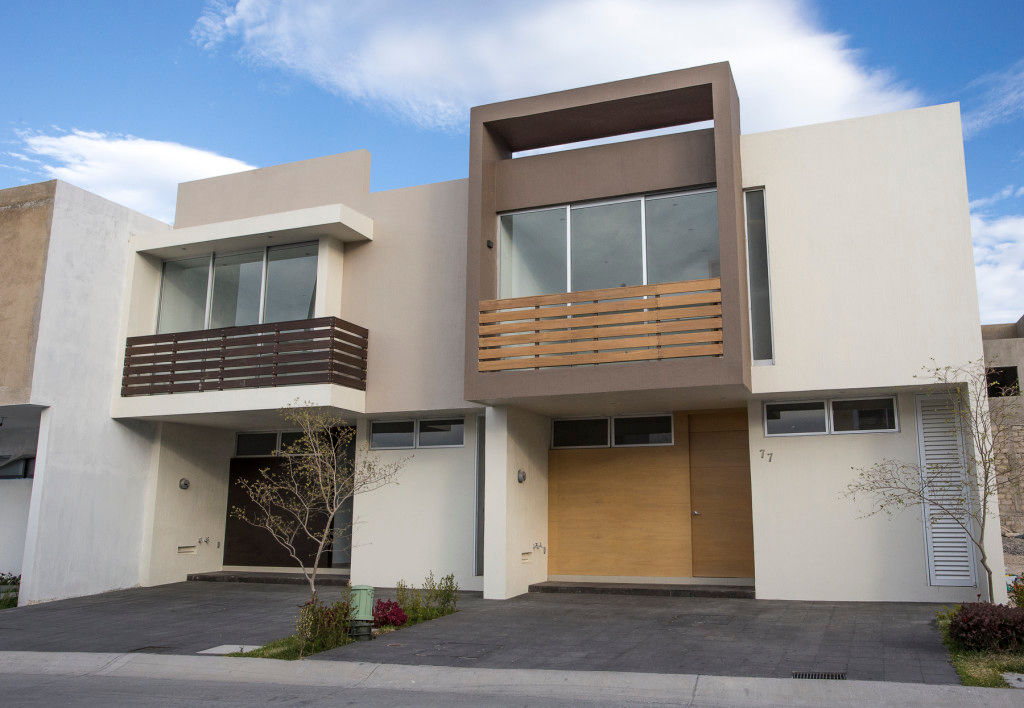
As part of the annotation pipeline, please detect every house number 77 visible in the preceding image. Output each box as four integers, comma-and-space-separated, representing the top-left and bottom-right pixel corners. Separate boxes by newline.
759, 449, 773, 462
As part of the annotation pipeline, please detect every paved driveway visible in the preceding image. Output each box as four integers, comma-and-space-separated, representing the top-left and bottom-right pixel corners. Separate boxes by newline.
0, 582, 957, 684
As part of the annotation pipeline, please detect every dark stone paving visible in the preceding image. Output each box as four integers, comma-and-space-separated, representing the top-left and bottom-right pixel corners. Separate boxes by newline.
324, 593, 959, 684
0, 582, 958, 684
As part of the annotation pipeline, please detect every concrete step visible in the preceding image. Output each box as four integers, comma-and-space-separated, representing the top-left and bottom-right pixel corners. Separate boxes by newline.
186, 571, 350, 586
528, 581, 755, 599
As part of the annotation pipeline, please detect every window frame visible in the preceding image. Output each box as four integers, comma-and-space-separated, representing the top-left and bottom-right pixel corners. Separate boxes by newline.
497, 187, 718, 299
156, 240, 317, 334
743, 186, 775, 366
416, 418, 467, 449
234, 431, 285, 457
550, 416, 611, 450
550, 414, 674, 449
368, 418, 466, 450
611, 414, 675, 448
762, 400, 829, 437
986, 366, 1020, 398
763, 396, 900, 437
828, 396, 899, 435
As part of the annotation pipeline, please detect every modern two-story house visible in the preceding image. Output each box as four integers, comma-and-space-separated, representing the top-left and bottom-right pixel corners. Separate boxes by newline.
1, 62, 1007, 605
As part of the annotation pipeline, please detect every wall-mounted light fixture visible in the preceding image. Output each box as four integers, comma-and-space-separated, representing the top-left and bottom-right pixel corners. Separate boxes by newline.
178, 478, 190, 490
517, 469, 526, 483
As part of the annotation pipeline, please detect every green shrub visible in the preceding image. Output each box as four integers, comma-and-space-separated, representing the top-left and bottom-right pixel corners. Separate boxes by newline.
295, 596, 352, 657
0, 574, 20, 610
395, 572, 459, 624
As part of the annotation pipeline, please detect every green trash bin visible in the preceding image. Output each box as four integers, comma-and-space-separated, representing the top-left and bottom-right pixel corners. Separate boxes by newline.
350, 585, 374, 641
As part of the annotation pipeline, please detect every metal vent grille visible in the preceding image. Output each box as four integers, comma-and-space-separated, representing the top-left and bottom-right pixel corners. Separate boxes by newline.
792, 671, 846, 680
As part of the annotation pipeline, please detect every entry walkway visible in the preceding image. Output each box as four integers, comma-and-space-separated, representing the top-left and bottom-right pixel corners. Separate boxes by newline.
0, 582, 956, 684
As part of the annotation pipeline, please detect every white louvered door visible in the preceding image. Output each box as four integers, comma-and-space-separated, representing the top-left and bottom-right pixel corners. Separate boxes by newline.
916, 394, 976, 586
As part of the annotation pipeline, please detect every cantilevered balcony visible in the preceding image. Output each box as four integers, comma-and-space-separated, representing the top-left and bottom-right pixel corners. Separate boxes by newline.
121, 317, 367, 397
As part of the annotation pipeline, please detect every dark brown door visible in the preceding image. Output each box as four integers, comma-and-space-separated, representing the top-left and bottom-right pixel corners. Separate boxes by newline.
688, 410, 755, 578
223, 456, 331, 567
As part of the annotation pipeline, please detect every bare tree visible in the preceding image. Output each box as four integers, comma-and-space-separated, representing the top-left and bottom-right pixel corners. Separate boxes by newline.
845, 359, 1023, 602
231, 404, 407, 600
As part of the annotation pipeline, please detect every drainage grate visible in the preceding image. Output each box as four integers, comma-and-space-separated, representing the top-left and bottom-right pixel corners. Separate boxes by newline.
792, 671, 846, 680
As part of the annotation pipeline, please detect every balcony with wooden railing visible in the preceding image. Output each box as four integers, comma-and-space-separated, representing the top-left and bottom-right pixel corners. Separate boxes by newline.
121, 317, 368, 397
478, 278, 722, 372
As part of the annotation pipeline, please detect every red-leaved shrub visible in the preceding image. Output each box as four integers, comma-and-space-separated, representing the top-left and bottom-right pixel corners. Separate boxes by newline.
948, 603, 1024, 651
373, 599, 408, 628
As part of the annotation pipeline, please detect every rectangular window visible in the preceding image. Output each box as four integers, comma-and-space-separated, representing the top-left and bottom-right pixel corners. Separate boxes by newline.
570, 200, 643, 292
552, 418, 609, 448
645, 191, 719, 284
764, 402, 827, 436
498, 189, 718, 298
830, 398, 898, 433
155, 243, 318, 334
0, 457, 33, 480
613, 415, 673, 446
235, 432, 279, 456
745, 189, 773, 362
417, 419, 465, 447
264, 243, 318, 323
499, 208, 568, 299
369, 421, 415, 449
987, 366, 1020, 398
278, 431, 305, 450
209, 251, 263, 329
156, 256, 210, 334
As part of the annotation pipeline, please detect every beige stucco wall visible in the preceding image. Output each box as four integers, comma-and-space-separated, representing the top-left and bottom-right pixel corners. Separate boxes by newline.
173, 151, 371, 228
983, 336, 1024, 532
0, 182, 55, 406
742, 104, 983, 394
140, 423, 234, 587
483, 406, 549, 599
748, 392, 1006, 602
350, 416, 482, 591
342, 179, 480, 415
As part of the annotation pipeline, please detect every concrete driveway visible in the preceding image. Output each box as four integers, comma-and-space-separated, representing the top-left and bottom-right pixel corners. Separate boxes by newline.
0, 582, 957, 684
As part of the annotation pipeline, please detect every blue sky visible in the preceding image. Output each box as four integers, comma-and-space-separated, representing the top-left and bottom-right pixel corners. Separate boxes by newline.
2, 0, 1022, 321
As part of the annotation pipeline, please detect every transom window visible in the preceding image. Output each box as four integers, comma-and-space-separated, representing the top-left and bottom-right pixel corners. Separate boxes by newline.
764, 397, 898, 437
369, 418, 466, 449
552, 415, 674, 449
156, 242, 318, 334
499, 189, 718, 299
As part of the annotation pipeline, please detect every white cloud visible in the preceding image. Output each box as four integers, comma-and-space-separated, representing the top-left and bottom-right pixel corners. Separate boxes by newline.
11, 129, 255, 223
963, 59, 1024, 139
193, 0, 920, 132
973, 211, 1024, 323
970, 184, 1024, 211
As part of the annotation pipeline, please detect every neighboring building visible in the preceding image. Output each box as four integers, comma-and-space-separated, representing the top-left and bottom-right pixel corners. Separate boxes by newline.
1, 62, 1006, 605
982, 315, 1024, 534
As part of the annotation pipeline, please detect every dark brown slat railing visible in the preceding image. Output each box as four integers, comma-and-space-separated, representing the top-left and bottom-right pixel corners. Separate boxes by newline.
121, 317, 368, 396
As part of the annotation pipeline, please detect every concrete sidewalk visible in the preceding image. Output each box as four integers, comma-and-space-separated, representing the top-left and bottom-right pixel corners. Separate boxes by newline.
0, 651, 1015, 707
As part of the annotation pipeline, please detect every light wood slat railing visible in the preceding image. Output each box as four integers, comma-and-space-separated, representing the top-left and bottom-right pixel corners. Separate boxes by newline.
122, 316, 368, 396
478, 278, 723, 372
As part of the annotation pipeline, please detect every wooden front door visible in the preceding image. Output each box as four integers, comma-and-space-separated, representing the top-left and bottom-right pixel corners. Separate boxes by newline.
688, 410, 755, 578
223, 457, 331, 567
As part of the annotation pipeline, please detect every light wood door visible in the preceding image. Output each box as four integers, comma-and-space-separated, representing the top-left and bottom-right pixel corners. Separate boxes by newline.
688, 410, 755, 578
548, 412, 692, 577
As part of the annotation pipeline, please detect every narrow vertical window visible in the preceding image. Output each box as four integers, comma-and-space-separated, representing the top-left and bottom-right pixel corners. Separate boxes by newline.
745, 189, 773, 362
157, 256, 210, 334
264, 243, 318, 323
209, 251, 263, 328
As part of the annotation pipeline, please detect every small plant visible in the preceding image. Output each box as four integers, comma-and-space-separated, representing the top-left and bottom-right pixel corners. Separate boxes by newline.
1009, 577, 1024, 608
947, 603, 1024, 652
0, 574, 20, 610
295, 596, 352, 657
395, 572, 460, 624
373, 599, 408, 628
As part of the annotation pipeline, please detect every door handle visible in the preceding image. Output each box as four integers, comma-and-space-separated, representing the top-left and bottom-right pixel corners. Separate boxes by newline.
692, 510, 701, 516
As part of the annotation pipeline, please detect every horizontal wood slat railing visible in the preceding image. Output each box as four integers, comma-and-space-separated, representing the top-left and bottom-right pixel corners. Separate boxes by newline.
478, 278, 723, 372
122, 317, 368, 396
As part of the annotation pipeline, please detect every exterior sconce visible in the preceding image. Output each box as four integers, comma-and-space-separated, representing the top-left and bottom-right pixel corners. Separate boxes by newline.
178, 478, 190, 490
517, 469, 526, 483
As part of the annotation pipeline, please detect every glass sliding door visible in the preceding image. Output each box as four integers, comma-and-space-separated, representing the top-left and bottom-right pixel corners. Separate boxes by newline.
645, 190, 719, 284
157, 256, 210, 334
498, 207, 567, 299
570, 200, 643, 292
263, 243, 318, 323
209, 251, 263, 329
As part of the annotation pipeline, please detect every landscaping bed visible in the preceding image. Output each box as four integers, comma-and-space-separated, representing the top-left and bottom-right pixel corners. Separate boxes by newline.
0, 574, 19, 610
231, 572, 459, 660
937, 597, 1024, 687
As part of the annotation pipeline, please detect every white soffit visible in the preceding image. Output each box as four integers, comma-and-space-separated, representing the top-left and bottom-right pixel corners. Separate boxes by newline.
134, 203, 373, 258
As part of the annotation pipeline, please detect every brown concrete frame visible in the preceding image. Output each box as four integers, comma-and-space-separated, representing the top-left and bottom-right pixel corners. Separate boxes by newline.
464, 62, 751, 405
